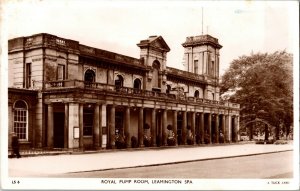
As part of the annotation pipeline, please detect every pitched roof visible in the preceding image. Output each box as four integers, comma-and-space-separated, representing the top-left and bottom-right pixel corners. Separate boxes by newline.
137, 35, 170, 52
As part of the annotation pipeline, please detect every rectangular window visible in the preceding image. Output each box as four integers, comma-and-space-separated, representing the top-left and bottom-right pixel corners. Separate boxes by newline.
211, 61, 215, 76
207, 53, 211, 74
57, 64, 65, 80
26, 63, 32, 88
194, 60, 198, 74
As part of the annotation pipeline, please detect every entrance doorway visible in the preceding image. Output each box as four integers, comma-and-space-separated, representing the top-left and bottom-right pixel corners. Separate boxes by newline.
53, 112, 65, 148
83, 108, 94, 136
115, 111, 124, 136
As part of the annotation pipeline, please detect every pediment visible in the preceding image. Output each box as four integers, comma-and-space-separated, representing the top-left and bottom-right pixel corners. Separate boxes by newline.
149, 36, 170, 52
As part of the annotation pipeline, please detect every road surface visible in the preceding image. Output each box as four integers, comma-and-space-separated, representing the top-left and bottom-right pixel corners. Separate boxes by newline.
56, 151, 293, 178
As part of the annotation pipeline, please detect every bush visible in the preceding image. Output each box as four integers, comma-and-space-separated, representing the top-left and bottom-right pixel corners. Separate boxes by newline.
204, 134, 210, 144
187, 136, 194, 145
144, 135, 151, 147
255, 140, 265, 144
115, 140, 126, 149
255, 140, 274, 144
167, 137, 176, 146
131, 136, 138, 148
219, 133, 225, 143
274, 140, 289, 144
115, 134, 126, 149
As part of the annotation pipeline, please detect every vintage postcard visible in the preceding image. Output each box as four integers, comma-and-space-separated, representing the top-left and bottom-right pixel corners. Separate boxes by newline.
0, 0, 299, 190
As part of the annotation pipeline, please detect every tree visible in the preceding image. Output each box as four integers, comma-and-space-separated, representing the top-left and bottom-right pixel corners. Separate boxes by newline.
220, 51, 293, 140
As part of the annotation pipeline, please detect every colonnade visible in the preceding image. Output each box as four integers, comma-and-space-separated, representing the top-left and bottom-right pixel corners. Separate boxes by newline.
46, 103, 240, 149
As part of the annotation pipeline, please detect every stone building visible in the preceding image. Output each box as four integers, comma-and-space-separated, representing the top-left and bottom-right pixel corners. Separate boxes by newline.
8, 33, 240, 150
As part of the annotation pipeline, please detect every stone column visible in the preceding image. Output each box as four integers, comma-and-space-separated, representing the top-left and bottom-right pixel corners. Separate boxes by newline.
234, 116, 238, 142
109, 105, 115, 149
101, 104, 106, 148
191, 112, 196, 145
68, 103, 79, 149
162, 109, 168, 146
93, 104, 100, 148
47, 103, 54, 148
99, 104, 103, 148
208, 113, 212, 144
225, 115, 229, 143
221, 115, 225, 143
125, 106, 131, 148
215, 114, 219, 143
138, 107, 144, 147
64, 103, 69, 148
79, 103, 84, 149
182, 111, 187, 145
236, 116, 240, 141
151, 109, 157, 147
196, 114, 201, 144
173, 110, 178, 146
157, 111, 162, 146
200, 112, 204, 144
228, 115, 232, 142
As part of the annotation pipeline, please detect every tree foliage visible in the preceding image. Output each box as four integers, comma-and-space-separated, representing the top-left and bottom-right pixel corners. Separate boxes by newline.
220, 51, 293, 140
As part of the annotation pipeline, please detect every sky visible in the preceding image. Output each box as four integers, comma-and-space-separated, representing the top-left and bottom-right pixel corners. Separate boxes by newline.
2, 0, 298, 75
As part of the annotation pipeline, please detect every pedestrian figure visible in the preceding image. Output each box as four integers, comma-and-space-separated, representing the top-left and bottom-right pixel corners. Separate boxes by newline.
11, 132, 21, 158
219, 132, 224, 143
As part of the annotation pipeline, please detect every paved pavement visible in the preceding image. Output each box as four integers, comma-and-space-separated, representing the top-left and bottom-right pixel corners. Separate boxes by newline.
8, 143, 293, 177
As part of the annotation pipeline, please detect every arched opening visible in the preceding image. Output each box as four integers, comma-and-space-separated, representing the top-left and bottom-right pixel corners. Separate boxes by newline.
194, 90, 199, 98
241, 119, 275, 141
166, 85, 171, 94
84, 69, 95, 82
133, 78, 141, 89
13, 100, 28, 140
152, 61, 160, 88
115, 75, 124, 88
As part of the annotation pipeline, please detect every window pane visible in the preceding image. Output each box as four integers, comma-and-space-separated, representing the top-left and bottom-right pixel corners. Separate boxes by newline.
13, 102, 28, 140
57, 65, 65, 80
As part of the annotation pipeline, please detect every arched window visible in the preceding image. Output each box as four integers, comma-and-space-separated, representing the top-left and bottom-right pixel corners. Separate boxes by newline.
152, 61, 160, 88
115, 75, 124, 88
194, 90, 199, 98
13, 100, 28, 140
84, 69, 95, 82
133, 79, 141, 89
166, 85, 171, 94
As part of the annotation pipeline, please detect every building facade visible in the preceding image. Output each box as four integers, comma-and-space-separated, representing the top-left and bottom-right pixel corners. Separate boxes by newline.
8, 33, 240, 150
